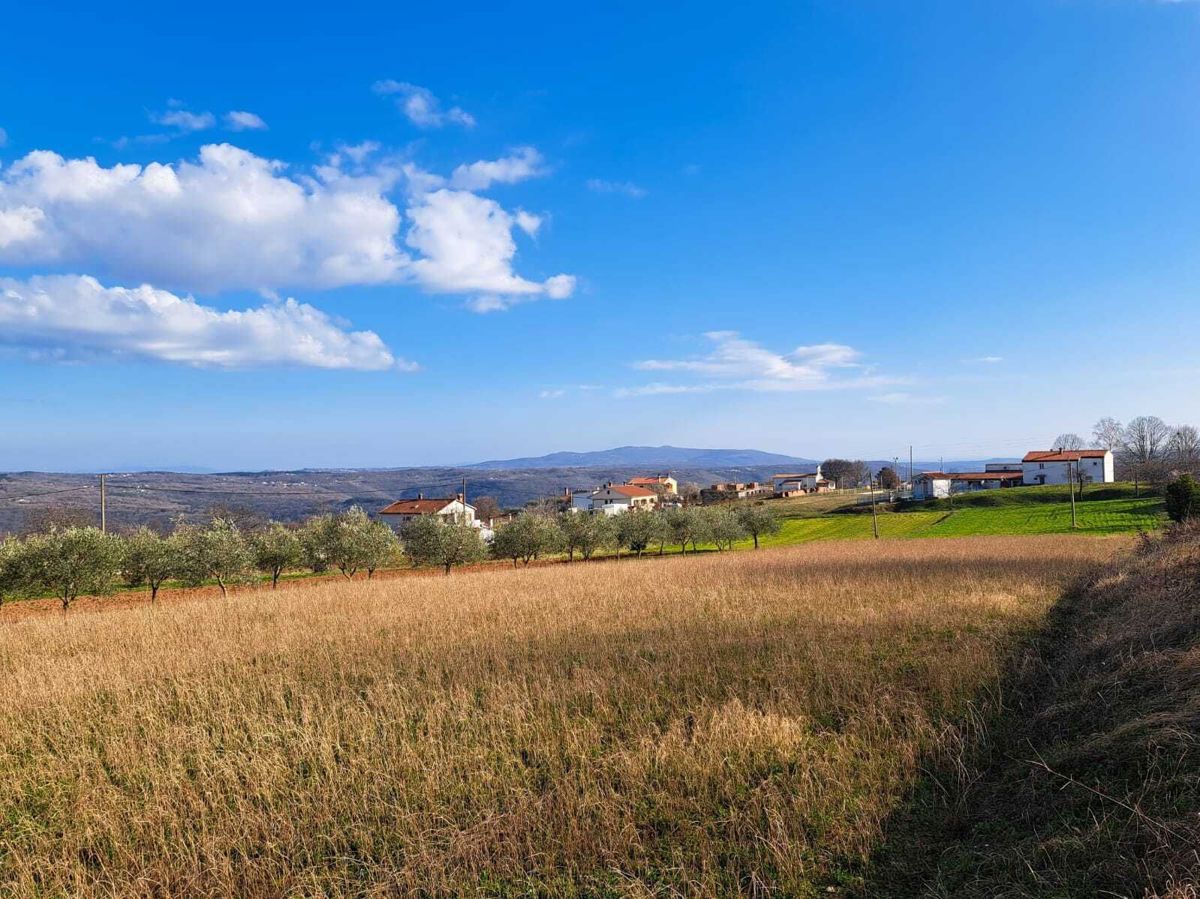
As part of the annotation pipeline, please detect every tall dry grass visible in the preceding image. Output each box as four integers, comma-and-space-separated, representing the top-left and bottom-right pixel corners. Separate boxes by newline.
0, 536, 1122, 897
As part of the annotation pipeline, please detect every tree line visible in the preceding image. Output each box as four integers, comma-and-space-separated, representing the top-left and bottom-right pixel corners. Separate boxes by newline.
0, 503, 781, 611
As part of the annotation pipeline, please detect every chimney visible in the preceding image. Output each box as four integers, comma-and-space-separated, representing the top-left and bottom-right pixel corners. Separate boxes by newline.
417, 492, 424, 500
456, 492, 464, 502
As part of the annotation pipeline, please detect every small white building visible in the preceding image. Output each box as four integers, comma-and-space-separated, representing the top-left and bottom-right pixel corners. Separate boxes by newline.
772, 466, 832, 496
585, 483, 659, 515
1022, 450, 1114, 486
912, 471, 1023, 500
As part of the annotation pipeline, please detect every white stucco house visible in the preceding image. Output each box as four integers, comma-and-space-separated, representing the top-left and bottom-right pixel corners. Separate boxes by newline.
585, 483, 659, 515
379, 493, 493, 540
1022, 449, 1114, 486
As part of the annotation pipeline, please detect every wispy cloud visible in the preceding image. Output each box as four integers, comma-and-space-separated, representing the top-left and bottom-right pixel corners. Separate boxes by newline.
586, 178, 647, 199
538, 388, 566, 399
224, 110, 268, 131
450, 147, 546, 191
373, 80, 475, 129
0, 127, 8, 148
152, 108, 215, 132
623, 331, 899, 396
963, 355, 1003, 364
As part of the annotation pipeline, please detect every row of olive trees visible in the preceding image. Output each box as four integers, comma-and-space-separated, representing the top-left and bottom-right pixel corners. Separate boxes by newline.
489, 504, 782, 568
0, 507, 403, 611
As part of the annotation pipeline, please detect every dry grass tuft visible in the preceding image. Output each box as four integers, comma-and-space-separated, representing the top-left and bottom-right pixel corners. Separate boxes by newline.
0, 536, 1121, 896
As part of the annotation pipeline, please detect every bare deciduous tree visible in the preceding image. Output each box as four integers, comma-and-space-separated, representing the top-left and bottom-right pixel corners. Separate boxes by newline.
1052, 433, 1085, 450
1092, 417, 1124, 451
1168, 425, 1200, 475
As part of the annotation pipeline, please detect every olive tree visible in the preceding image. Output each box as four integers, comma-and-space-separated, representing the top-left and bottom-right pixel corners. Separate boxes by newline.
665, 506, 703, 554
557, 512, 591, 562
578, 513, 615, 561
173, 518, 253, 599
0, 537, 31, 606
616, 511, 665, 559
299, 514, 333, 573
121, 526, 179, 602
703, 506, 747, 552
402, 515, 486, 574
737, 504, 780, 549
250, 522, 303, 589
362, 518, 401, 579
492, 513, 560, 567
25, 526, 121, 611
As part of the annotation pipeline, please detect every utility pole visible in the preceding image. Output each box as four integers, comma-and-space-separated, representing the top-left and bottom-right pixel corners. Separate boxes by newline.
1068, 460, 1077, 529
909, 444, 914, 496
99, 473, 107, 533
870, 472, 880, 539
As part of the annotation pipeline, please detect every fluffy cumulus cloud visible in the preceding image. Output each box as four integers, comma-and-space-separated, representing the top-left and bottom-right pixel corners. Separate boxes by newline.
0, 274, 405, 370
406, 189, 574, 303
621, 331, 895, 396
0, 144, 406, 293
0, 143, 574, 305
372, 80, 475, 129
224, 110, 268, 131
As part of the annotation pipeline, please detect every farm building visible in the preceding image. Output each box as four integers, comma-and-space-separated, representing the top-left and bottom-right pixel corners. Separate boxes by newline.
626, 474, 678, 495
912, 471, 1023, 500
772, 466, 833, 497
1022, 449, 1114, 486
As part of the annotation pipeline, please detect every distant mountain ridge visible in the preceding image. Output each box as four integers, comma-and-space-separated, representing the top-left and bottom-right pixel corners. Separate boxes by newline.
468, 445, 820, 471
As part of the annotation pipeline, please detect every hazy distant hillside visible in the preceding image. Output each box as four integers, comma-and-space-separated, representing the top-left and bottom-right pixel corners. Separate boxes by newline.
469, 445, 819, 471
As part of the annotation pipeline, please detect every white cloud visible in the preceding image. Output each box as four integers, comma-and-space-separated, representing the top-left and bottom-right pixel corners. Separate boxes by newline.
449, 147, 546, 190
586, 178, 646, 199
626, 332, 895, 395
225, 110, 268, 131
0, 144, 406, 293
0, 143, 575, 306
0, 274, 407, 370
406, 188, 574, 301
152, 109, 215, 132
963, 355, 1003, 364
538, 388, 565, 399
514, 209, 542, 236
372, 80, 475, 129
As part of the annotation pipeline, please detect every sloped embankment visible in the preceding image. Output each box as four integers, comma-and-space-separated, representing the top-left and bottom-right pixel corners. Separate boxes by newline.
874, 525, 1200, 897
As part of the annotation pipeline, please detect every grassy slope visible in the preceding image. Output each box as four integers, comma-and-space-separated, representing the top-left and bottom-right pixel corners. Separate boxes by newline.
0, 537, 1117, 897
754, 484, 1164, 547
867, 524, 1200, 897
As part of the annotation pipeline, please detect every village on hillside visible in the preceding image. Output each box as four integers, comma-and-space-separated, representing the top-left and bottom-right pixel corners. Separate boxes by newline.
376, 446, 1120, 539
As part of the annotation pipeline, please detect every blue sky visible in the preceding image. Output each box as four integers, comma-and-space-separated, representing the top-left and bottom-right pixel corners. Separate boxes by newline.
2, 0, 1199, 470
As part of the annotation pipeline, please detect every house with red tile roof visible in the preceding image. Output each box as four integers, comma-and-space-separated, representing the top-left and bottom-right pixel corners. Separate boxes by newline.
379, 493, 476, 528
625, 474, 678, 495
1021, 449, 1114, 486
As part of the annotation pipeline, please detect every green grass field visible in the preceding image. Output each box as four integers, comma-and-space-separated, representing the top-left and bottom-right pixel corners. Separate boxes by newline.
742, 483, 1164, 548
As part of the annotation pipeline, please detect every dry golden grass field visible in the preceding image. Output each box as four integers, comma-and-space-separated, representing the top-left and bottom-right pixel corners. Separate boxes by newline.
0, 536, 1127, 897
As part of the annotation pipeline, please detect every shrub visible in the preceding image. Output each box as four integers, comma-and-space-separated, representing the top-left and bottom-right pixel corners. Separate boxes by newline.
1164, 474, 1200, 522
